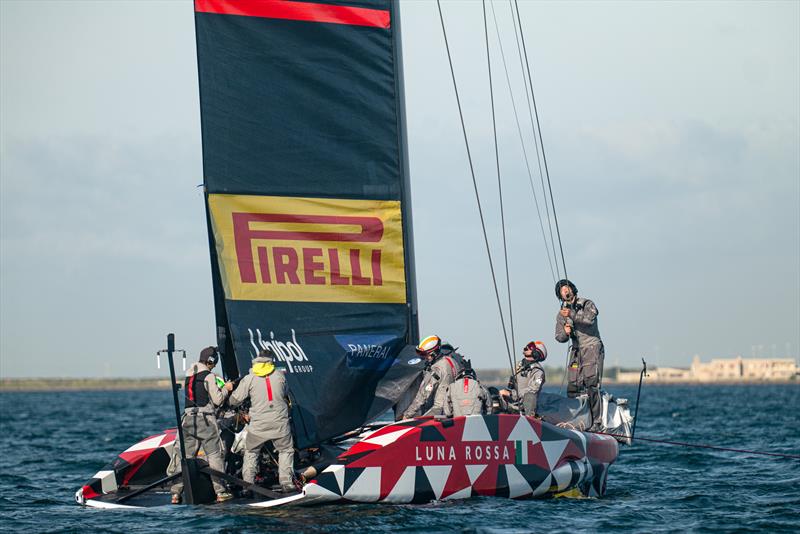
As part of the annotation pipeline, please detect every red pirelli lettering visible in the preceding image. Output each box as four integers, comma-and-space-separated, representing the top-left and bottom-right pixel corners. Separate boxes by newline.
233, 212, 383, 283
195, 0, 391, 29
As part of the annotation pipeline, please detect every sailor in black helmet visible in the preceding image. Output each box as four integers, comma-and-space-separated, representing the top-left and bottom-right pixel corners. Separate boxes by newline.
554, 279, 605, 430
443, 360, 492, 417
169, 346, 234, 504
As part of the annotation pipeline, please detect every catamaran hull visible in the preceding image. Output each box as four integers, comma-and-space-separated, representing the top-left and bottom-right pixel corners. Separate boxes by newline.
76, 414, 617, 508
290, 414, 617, 505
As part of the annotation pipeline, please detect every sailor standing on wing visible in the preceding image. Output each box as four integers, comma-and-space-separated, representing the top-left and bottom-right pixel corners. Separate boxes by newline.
554, 279, 605, 430
169, 346, 234, 504
229, 349, 296, 493
402, 335, 463, 419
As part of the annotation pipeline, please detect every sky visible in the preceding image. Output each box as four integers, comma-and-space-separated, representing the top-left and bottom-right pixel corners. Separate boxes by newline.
1, 0, 798, 378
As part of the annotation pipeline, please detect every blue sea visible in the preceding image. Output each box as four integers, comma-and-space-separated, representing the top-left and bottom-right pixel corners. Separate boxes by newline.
1, 384, 798, 533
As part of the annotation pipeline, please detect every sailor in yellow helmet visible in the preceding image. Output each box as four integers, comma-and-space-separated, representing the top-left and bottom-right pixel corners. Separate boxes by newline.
401, 335, 463, 419
229, 349, 296, 493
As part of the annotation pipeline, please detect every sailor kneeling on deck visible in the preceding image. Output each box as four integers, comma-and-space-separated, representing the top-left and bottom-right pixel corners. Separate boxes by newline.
229, 349, 296, 493
443, 361, 492, 417
169, 346, 234, 504
402, 335, 464, 419
500, 341, 547, 417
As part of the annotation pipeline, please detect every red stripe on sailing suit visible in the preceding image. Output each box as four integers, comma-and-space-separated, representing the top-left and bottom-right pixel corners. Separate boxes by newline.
463, 378, 469, 394
187, 375, 195, 401
194, 0, 391, 29
265, 376, 273, 401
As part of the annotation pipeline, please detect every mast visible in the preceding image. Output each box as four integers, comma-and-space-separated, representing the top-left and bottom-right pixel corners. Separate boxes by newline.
392, 0, 419, 345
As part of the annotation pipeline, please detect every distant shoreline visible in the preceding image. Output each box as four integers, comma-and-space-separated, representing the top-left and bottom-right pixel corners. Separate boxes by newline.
1, 375, 796, 392
0, 378, 174, 392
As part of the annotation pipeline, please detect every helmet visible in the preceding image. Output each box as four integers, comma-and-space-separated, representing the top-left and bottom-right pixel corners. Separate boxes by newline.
258, 348, 275, 363
199, 346, 219, 366
523, 341, 547, 362
416, 335, 442, 358
555, 279, 577, 301
456, 358, 476, 380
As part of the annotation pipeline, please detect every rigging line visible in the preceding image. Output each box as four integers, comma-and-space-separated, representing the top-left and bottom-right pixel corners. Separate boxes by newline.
509, 0, 562, 280
436, 0, 513, 374
592, 432, 800, 460
489, 0, 556, 284
483, 0, 516, 362
513, 0, 568, 279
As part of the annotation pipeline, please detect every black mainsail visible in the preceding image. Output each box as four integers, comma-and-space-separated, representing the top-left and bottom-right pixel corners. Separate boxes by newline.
194, 0, 420, 448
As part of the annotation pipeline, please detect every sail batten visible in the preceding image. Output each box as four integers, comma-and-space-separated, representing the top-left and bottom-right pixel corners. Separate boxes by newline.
195, 0, 419, 448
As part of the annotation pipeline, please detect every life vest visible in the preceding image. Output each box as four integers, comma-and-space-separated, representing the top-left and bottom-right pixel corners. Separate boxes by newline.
185, 370, 211, 408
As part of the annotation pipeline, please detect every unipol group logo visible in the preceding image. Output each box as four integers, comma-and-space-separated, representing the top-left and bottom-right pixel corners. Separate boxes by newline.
209, 194, 407, 303
248, 328, 312, 374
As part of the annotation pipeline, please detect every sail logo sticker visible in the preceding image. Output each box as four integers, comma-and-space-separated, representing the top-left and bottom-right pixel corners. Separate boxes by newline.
248, 328, 312, 374
334, 334, 403, 371
209, 194, 407, 303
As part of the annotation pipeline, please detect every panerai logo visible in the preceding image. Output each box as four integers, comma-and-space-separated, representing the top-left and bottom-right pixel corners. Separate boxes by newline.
248, 328, 313, 374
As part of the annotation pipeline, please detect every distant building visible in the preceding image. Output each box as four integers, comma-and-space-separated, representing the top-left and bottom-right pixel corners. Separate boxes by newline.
615, 356, 798, 383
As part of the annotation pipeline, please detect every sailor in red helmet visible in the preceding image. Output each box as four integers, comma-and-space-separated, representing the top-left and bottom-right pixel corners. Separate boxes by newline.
501, 341, 547, 417
555, 279, 605, 430
401, 335, 463, 419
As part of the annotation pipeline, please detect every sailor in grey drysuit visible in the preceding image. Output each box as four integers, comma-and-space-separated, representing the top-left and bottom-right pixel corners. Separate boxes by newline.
229, 349, 295, 492
554, 279, 605, 430
501, 341, 547, 416
444, 363, 492, 417
402, 335, 463, 419
169, 347, 232, 502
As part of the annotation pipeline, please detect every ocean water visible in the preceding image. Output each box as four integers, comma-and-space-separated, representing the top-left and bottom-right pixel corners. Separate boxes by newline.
0, 384, 798, 533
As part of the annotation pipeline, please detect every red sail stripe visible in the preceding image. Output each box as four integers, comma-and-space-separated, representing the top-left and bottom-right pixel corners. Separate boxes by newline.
194, 0, 391, 29
265, 376, 273, 401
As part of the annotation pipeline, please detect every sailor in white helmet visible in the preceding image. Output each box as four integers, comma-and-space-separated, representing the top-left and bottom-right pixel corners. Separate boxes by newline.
402, 335, 463, 419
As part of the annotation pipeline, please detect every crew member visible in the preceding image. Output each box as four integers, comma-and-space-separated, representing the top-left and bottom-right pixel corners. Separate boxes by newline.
402, 335, 462, 419
443, 360, 492, 417
500, 341, 547, 416
229, 349, 296, 493
554, 279, 605, 430
169, 346, 234, 504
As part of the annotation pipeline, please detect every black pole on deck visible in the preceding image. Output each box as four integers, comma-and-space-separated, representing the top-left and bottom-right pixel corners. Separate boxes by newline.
165, 334, 188, 461
631, 358, 647, 442
160, 333, 205, 504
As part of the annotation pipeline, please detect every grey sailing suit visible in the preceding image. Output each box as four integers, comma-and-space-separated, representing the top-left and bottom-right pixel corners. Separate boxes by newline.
169, 362, 229, 496
229, 357, 294, 489
516, 361, 545, 416
444, 376, 492, 417
402, 354, 462, 418
555, 297, 605, 426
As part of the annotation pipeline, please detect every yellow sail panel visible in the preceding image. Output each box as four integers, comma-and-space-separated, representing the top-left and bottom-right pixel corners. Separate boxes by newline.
208, 194, 407, 303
